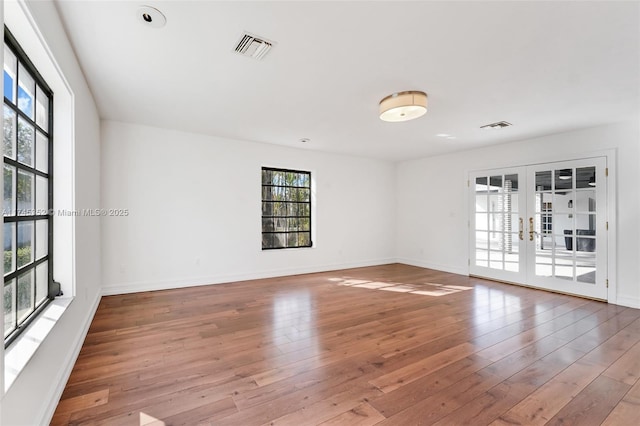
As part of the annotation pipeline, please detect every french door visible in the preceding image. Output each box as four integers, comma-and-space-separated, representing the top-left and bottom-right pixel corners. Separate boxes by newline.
469, 157, 608, 300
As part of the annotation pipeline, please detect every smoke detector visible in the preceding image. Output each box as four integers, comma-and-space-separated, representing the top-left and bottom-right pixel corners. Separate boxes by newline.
234, 32, 274, 60
480, 121, 512, 130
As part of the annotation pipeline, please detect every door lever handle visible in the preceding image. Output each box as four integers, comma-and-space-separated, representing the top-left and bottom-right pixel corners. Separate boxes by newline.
519, 217, 524, 241
529, 217, 534, 241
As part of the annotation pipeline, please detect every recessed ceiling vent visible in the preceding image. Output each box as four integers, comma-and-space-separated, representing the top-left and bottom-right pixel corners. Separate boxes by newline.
480, 121, 512, 130
234, 32, 274, 60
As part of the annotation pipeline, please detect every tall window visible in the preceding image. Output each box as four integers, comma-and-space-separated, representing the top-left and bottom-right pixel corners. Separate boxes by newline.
3, 28, 54, 346
261, 167, 311, 250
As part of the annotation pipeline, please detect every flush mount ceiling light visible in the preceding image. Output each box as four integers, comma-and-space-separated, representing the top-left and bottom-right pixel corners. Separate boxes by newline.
379, 91, 427, 122
137, 5, 166, 28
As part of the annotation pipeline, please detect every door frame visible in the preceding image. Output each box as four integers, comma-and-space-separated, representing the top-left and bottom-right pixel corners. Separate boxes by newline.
466, 149, 617, 303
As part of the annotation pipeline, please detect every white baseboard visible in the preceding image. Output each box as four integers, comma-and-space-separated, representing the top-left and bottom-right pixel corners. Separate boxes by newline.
102, 258, 397, 296
396, 258, 469, 276
615, 295, 640, 309
40, 291, 102, 425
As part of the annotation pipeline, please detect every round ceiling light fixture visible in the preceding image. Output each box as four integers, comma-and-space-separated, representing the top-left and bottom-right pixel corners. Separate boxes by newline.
137, 5, 166, 28
379, 91, 427, 122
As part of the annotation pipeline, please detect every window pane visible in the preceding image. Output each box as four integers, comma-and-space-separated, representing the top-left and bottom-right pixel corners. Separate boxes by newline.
298, 232, 311, 246
489, 175, 502, 192
36, 175, 48, 214
287, 232, 298, 247
35, 85, 49, 130
4, 165, 16, 216
261, 169, 272, 185
577, 253, 596, 284
489, 213, 504, 232
535, 253, 553, 278
555, 168, 573, 190
475, 249, 488, 267
272, 233, 285, 248
475, 213, 488, 231
261, 233, 272, 249
4, 46, 17, 104
475, 194, 487, 213
555, 256, 574, 281
577, 167, 596, 189
576, 232, 596, 253
36, 130, 48, 173
4, 279, 16, 338
4, 105, 16, 159
17, 116, 34, 166
262, 186, 273, 201
535, 171, 552, 191
298, 188, 310, 202
475, 176, 488, 192
17, 221, 33, 268
576, 190, 596, 213
17, 170, 34, 215
35, 219, 48, 260
554, 192, 575, 214
36, 260, 48, 306
18, 63, 35, 119
288, 217, 309, 231
489, 194, 503, 212
273, 171, 284, 186
504, 174, 518, 192
4, 222, 15, 275
262, 217, 274, 232
17, 269, 34, 324
475, 231, 487, 249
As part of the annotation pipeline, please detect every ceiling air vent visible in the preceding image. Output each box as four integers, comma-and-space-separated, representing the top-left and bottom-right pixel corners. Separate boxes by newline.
480, 121, 512, 130
234, 32, 274, 60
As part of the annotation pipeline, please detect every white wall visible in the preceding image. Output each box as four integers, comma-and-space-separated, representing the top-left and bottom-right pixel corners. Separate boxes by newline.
101, 120, 396, 294
1, 1, 102, 425
396, 120, 640, 308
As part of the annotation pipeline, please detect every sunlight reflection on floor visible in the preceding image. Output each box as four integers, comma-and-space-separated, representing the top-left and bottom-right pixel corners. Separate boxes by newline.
328, 278, 472, 296
140, 412, 165, 426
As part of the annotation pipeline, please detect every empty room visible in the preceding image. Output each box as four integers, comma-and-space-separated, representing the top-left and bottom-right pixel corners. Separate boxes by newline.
1, 0, 639, 425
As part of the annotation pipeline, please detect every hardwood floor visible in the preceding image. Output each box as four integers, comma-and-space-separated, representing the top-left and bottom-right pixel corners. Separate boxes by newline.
51, 264, 640, 425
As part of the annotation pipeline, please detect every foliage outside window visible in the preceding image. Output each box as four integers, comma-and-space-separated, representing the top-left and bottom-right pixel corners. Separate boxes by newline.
3, 28, 54, 346
261, 167, 311, 249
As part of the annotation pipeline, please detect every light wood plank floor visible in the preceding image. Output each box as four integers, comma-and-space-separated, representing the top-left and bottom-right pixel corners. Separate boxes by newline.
52, 264, 640, 425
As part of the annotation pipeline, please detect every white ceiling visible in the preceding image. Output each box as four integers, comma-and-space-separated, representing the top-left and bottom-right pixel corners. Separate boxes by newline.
53, 1, 639, 161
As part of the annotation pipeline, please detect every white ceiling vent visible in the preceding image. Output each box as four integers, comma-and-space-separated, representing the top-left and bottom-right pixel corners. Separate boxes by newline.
480, 121, 512, 130
234, 32, 274, 60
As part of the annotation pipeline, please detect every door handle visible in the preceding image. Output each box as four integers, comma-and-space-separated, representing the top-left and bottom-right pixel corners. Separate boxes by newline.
529, 217, 534, 241
519, 217, 524, 241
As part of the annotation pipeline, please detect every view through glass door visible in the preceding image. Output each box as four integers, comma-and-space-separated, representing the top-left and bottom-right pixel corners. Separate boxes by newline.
470, 157, 608, 300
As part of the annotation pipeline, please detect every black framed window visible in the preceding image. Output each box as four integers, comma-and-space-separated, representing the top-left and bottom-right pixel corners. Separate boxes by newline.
3, 28, 54, 347
261, 167, 311, 249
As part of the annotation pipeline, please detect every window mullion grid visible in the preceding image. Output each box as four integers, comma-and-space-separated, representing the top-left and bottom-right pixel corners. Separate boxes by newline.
3, 27, 54, 347
261, 168, 311, 249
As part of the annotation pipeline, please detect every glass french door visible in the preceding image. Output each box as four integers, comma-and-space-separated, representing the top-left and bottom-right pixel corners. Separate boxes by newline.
470, 157, 608, 300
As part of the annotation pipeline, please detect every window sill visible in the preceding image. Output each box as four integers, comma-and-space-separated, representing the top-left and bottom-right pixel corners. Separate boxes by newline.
4, 297, 73, 392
